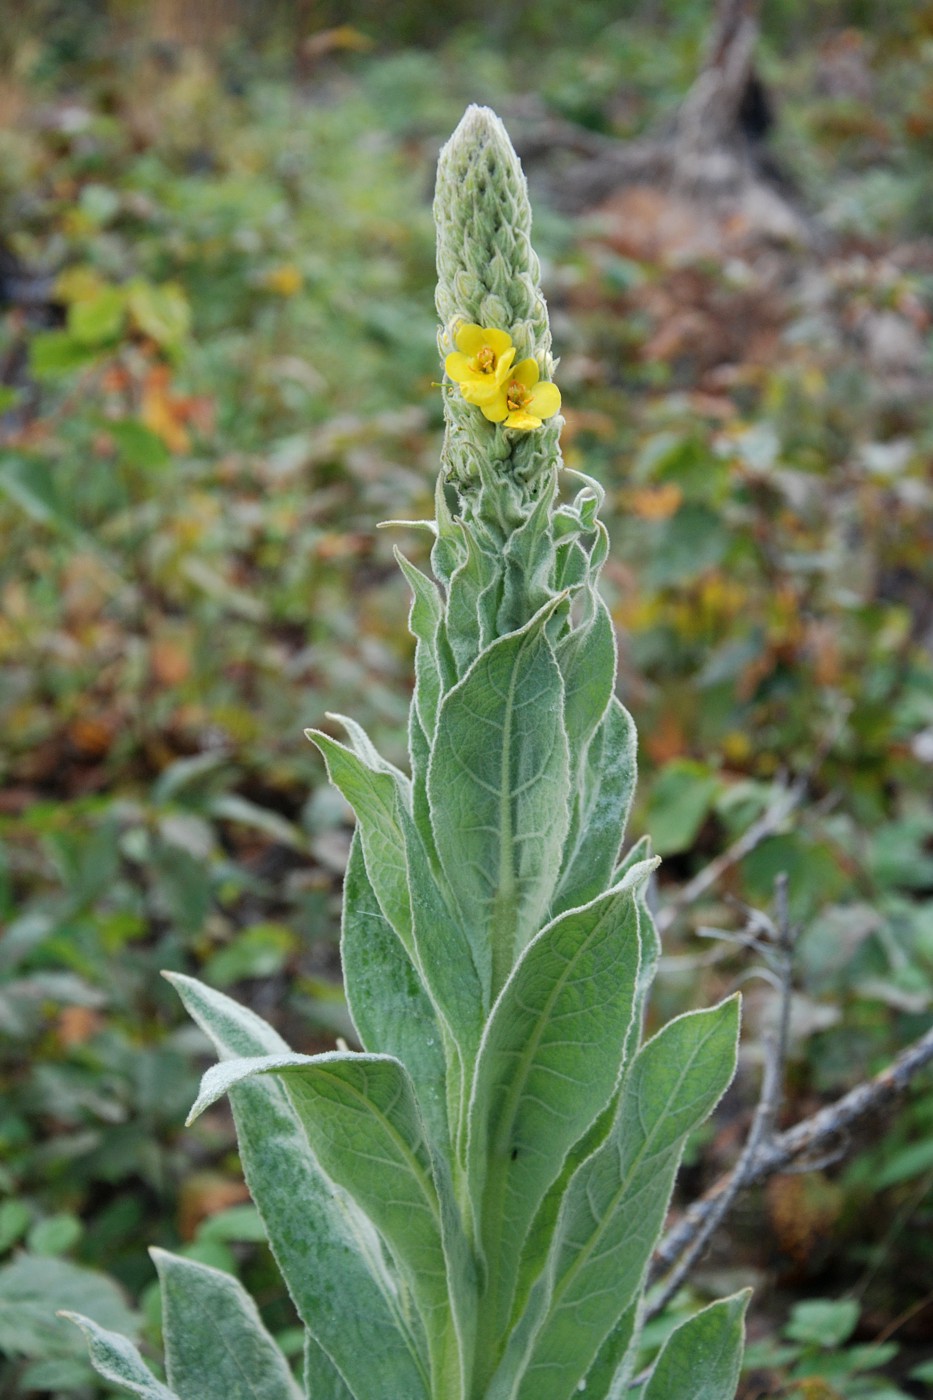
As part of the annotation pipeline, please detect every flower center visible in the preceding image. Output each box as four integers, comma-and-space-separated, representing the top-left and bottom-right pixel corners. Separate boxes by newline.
506, 380, 532, 413
473, 345, 496, 374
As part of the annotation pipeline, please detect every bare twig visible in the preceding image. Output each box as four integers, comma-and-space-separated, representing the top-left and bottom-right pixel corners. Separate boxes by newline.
646, 877, 795, 1309
655, 780, 803, 936
652, 1020, 933, 1281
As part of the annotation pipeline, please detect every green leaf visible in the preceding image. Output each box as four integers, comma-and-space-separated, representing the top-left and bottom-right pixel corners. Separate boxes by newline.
19, 1355, 95, 1391
501, 997, 741, 1400
107, 418, 172, 469
0, 1199, 31, 1254
498, 484, 560, 638
0, 453, 81, 537
304, 1332, 356, 1400
127, 280, 191, 352
638, 1291, 750, 1400
188, 1051, 458, 1392
468, 869, 650, 1352
310, 727, 483, 1056
210, 794, 303, 848
195, 1205, 266, 1244
875, 1137, 933, 1189
644, 505, 730, 589
554, 590, 616, 757
29, 329, 99, 377
203, 923, 296, 988
0, 1255, 138, 1359
153, 1250, 303, 1400
166, 975, 430, 1400
68, 285, 126, 345
308, 730, 413, 948
553, 697, 637, 917
785, 1298, 860, 1349
399, 793, 484, 1059
395, 547, 445, 737
646, 760, 720, 857
78, 182, 121, 225
27, 1212, 82, 1256
341, 833, 448, 1153
428, 603, 570, 997
443, 526, 498, 674
578, 1302, 638, 1400
61, 1314, 177, 1400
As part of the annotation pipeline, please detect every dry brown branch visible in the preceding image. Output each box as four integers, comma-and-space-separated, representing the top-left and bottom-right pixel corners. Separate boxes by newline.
654, 782, 804, 936
647, 875, 795, 1315
651, 1019, 933, 1284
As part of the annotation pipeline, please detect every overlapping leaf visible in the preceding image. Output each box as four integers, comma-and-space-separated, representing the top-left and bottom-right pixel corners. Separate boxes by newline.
489, 997, 740, 1400
166, 975, 430, 1400
187, 1051, 464, 1394
153, 1250, 302, 1400
467, 867, 650, 1355
428, 602, 571, 999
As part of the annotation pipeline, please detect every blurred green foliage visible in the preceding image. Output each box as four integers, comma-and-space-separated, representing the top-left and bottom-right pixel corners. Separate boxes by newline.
1, 3, 933, 1396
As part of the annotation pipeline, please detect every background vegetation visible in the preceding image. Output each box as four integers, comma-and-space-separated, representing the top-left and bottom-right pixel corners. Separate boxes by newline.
1, 2, 932, 1396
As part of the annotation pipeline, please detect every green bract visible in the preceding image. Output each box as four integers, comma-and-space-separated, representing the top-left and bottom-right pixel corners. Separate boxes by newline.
69, 105, 747, 1400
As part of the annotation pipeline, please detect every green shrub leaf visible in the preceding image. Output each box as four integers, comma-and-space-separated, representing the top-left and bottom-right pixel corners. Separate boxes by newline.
428, 603, 570, 996
152, 1250, 303, 1400
499, 996, 741, 1400
637, 1291, 751, 1400
60, 1313, 177, 1400
468, 869, 649, 1351
166, 975, 429, 1400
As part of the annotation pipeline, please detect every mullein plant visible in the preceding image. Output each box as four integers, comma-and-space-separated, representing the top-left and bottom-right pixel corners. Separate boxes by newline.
67, 107, 748, 1400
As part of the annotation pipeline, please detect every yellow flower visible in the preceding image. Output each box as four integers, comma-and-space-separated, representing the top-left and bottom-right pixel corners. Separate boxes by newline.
264, 263, 304, 296
484, 358, 561, 430
445, 323, 516, 404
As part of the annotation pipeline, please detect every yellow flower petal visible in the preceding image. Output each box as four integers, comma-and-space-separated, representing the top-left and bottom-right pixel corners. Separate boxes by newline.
481, 392, 509, 422
460, 379, 502, 406
510, 358, 541, 389
504, 410, 542, 431
446, 348, 516, 403
527, 381, 561, 419
495, 345, 516, 380
445, 351, 475, 383
455, 323, 513, 358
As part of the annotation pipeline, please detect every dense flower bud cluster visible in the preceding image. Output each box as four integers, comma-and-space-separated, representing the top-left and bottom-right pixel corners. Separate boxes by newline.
434, 106, 562, 510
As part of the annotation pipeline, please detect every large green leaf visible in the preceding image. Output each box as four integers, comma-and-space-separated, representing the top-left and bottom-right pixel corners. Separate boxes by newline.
341, 833, 448, 1152
553, 697, 637, 917
393, 551, 449, 872
0, 1255, 138, 1360
308, 731, 414, 951
399, 793, 485, 1052
60, 1315, 177, 1400
304, 1333, 356, 1400
619, 837, 662, 1033
153, 1250, 302, 1400
468, 868, 650, 1357
428, 603, 570, 998
578, 1301, 639, 1400
395, 547, 445, 738
635, 1291, 750, 1400
166, 975, 429, 1400
309, 729, 483, 1054
444, 524, 499, 674
497, 480, 558, 638
495, 997, 741, 1400
188, 1051, 464, 1395
554, 590, 616, 759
